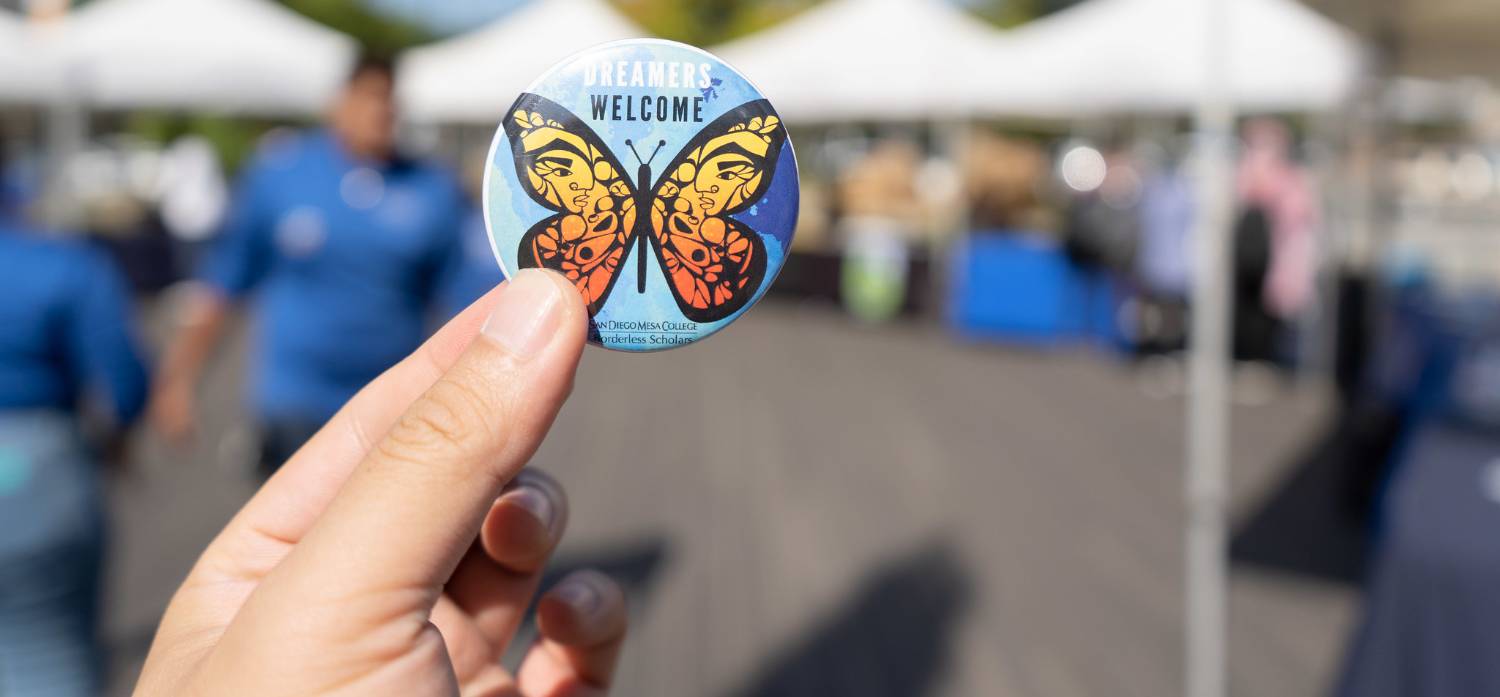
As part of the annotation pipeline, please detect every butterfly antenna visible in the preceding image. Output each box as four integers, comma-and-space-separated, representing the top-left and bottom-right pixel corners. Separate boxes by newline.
623, 139, 644, 167
645, 140, 667, 166
623, 139, 670, 167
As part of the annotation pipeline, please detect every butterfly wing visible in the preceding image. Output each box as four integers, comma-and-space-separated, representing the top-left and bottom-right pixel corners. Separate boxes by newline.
504, 93, 637, 314
647, 100, 787, 323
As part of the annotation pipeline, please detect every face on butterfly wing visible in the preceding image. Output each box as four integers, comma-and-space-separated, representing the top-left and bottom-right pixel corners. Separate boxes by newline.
671, 130, 771, 220
511, 109, 639, 312
521, 128, 605, 215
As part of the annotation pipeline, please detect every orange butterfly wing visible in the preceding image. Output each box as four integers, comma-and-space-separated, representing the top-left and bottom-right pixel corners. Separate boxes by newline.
646, 101, 787, 323
504, 94, 637, 315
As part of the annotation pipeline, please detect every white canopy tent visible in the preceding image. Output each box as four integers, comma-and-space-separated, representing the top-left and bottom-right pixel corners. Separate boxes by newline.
397, 0, 648, 125
714, 0, 1005, 123
46, 0, 357, 115
988, 0, 1364, 115
0, 12, 60, 104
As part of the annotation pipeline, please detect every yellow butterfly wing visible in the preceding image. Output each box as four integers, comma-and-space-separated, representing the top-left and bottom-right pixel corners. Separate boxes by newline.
504, 94, 638, 314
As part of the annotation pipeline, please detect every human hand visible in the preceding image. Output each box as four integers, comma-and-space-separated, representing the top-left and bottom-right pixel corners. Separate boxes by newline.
133, 269, 627, 697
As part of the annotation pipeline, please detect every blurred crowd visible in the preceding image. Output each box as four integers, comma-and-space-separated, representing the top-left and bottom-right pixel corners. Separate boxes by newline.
4, 3, 1500, 695
0, 55, 509, 694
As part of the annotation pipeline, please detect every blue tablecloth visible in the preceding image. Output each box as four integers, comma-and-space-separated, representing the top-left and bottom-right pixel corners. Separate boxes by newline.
947, 231, 1124, 349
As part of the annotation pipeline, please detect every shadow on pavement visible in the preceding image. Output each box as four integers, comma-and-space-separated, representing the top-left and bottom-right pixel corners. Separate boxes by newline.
1230, 406, 1400, 585
725, 543, 971, 697
539, 536, 672, 598
503, 536, 672, 666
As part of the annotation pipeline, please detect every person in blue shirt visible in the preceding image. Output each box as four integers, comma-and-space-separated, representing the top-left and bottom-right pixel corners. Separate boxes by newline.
0, 163, 150, 695
441, 204, 508, 318
150, 55, 470, 476
440, 156, 509, 317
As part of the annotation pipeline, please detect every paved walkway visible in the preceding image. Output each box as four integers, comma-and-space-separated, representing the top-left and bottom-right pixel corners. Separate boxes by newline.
104, 302, 1357, 696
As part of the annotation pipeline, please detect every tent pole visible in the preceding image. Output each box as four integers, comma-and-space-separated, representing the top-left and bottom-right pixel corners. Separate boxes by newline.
42, 96, 85, 229
1185, 0, 1234, 695
934, 115, 969, 311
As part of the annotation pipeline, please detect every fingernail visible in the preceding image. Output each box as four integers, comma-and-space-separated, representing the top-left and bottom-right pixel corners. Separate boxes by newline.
481, 269, 565, 358
554, 573, 605, 617
502, 483, 556, 536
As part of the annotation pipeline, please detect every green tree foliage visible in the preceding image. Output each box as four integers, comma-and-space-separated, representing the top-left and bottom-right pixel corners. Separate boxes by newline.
127, 112, 282, 173
968, 0, 1088, 28
966, 0, 1046, 28
610, 0, 1077, 45
280, 0, 432, 54
612, 0, 824, 45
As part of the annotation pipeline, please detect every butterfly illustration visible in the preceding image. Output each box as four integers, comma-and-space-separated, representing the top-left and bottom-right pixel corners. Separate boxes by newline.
503, 93, 787, 323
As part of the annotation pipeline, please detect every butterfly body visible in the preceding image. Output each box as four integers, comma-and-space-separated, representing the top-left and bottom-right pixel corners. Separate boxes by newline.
504, 93, 787, 324
633, 159, 651, 294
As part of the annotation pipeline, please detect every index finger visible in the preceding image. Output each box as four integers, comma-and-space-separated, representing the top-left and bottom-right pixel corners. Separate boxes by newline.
190, 279, 503, 587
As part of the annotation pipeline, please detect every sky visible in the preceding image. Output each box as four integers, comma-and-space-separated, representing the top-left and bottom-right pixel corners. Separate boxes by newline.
363, 0, 529, 34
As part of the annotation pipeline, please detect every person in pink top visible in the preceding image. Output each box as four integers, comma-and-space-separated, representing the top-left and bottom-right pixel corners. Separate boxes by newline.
1237, 118, 1321, 322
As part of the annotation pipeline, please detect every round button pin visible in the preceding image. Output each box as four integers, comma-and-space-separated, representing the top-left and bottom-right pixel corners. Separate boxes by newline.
482, 39, 799, 351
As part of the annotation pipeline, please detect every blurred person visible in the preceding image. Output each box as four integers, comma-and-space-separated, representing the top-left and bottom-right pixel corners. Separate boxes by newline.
1060, 145, 1141, 277
134, 270, 628, 697
1233, 118, 1320, 364
149, 54, 469, 476
840, 215, 909, 323
154, 134, 229, 277
441, 205, 508, 317
0, 152, 150, 696
440, 152, 508, 317
836, 141, 923, 322
1239, 119, 1319, 321
963, 130, 1049, 232
1336, 290, 1500, 697
1132, 142, 1194, 356
154, 134, 227, 246
0, 148, 25, 218
1060, 145, 1141, 350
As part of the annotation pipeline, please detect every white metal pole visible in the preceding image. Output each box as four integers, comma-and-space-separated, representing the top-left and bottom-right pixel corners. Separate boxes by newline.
1186, 0, 1234, 694
42, 97, 85, 229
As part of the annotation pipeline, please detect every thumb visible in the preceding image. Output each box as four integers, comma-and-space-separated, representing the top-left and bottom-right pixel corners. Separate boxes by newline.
254, 268, 587, 608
